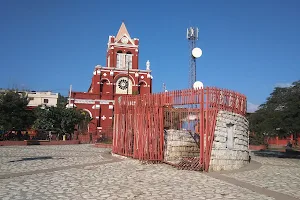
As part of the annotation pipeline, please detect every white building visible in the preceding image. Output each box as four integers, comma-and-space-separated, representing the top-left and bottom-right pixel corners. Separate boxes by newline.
0, 90, 59, 108
27, 91, 59, 107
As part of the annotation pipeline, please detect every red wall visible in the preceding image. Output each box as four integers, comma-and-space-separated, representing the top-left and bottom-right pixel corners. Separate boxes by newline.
266, 135, 300, 146
249, 145, 266, 151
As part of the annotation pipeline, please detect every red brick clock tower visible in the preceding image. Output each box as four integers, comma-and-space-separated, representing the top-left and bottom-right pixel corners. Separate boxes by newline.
69, 22, 152, 142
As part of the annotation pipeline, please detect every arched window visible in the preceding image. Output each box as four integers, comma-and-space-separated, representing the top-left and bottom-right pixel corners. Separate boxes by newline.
100, 80, 109, 94
138, 82, 146, 95
126, 51, 132, 69
116, 50, 133, 69
116, 50, 123, 68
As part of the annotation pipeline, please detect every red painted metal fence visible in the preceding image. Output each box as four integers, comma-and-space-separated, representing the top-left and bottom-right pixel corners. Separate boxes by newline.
113, 87, 247, 171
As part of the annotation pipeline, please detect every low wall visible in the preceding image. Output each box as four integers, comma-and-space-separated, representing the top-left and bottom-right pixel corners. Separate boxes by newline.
267, 136, 300, 146
0, 141, 27, 146
94, 143, 113, 148
163, 111, 250, 172
40, 140, 80, 145
164, 130, 199, 164
209, 111, 249, 171
77, 134, 103, 144
78, 135, 91, 144
0, 140, 80, 146
249, 145, 267, 151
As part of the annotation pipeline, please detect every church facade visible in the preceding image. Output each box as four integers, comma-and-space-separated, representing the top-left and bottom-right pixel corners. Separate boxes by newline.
69, 23, 152, 141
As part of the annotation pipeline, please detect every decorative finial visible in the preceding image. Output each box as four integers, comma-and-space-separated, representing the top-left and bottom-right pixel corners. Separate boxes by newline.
146, 60, 150, 70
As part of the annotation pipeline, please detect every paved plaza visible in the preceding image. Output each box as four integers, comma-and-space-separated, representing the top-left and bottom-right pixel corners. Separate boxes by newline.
0, 145, 299, 200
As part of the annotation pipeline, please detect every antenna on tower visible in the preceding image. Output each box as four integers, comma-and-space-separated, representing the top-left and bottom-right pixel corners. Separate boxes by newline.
187, 27, 202, 89
163, 83, 167, 92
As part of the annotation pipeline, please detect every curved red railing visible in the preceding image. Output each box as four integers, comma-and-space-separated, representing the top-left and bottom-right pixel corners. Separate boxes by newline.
113, 87, 247, 171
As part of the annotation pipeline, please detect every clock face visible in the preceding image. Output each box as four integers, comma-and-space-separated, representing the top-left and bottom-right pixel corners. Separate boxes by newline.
118, 79, 128, 90
121, 37, 128, 44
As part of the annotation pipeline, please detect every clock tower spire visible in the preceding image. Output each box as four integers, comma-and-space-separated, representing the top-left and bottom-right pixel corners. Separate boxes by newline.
106, 22, 139, 70
115, 22, 131, 42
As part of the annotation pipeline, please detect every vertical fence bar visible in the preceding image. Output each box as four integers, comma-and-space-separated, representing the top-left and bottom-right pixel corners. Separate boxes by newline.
205, 87, 210, 169
200, 88, 205, 168
160, 105, 164, 161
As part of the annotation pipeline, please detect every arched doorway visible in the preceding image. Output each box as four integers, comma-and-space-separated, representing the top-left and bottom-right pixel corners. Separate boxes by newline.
100, 79, 110, 95
77, 109, 92, 134
138, 81, 147, 95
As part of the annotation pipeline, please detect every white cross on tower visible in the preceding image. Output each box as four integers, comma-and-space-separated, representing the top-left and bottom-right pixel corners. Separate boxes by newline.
103, 73, 107, 77
101, 115, 106, 120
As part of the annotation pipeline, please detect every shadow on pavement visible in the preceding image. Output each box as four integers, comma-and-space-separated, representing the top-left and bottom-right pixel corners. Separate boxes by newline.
8, 156, 64, 162
253, 149, 300, 159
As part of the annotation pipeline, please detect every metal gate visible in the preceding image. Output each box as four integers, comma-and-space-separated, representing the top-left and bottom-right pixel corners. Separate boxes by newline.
113, 94, 164, 161
113, 87, 247, 171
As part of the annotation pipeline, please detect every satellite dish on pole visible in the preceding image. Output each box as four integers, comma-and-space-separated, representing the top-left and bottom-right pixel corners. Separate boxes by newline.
193, 81, 204, 90
192, 47, 202, 58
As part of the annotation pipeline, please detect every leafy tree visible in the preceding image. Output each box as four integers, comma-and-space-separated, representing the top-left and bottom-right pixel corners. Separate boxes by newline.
57, 93, 68, 108
60, 108, 92, 135
32, 106, 55, 132
0, 91, 35, 133
33, 106, 92, 139
249, 80, 300, 138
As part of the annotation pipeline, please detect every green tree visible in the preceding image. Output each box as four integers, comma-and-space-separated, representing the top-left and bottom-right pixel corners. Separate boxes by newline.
0, 91, 35, 133
57, 93, 68, 108
60, 108, 92, 135
249, 80, 300, 138
33, 106, 92, 139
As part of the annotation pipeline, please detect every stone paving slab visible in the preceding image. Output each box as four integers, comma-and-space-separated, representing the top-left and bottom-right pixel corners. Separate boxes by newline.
1, 145, 299, 200
224, 155, 300, 199
251, 154, 300, 166
0, 159, 274, 200
0, 145, 110, 176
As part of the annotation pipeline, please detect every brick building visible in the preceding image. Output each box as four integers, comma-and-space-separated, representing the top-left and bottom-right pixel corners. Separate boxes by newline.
69, 22, 153, 140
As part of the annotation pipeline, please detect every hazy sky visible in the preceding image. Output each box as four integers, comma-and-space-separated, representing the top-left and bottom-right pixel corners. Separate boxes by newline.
1, 0, 299, 112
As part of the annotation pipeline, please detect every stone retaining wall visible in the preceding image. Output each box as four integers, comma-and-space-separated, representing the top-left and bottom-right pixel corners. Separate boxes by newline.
163, 110, 249, 172
164, 130, 199, 164
209, 110, 249, 171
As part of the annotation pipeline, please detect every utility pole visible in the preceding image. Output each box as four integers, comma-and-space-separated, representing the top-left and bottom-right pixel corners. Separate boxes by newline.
127, 61, 131, 95
163, 83, 167, 92
68, 85, 72, 108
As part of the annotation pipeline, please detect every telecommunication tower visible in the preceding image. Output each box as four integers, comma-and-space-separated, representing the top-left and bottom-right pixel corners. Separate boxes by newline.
162, 83, 167, 92
187, 27, 202, 89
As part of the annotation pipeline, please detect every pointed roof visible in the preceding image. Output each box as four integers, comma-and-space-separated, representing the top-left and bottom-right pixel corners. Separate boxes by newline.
115, 22, 131, 41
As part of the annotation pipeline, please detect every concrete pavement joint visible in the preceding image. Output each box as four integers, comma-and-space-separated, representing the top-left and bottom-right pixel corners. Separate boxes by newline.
208, 172, 299, 200
0, 157, 122, 180
207, 158, 300, 200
